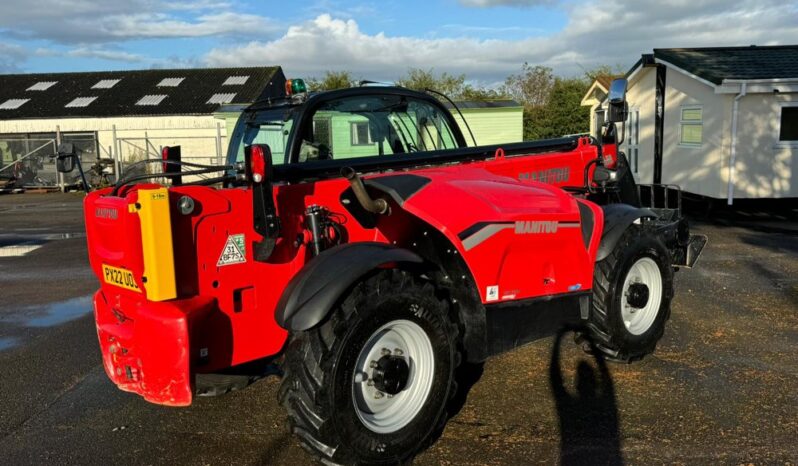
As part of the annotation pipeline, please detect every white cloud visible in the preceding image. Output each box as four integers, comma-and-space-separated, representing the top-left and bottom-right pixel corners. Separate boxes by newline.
204, 14, 543, 80
0, 0, 278, 43
205, 1, 798, 81
94, 12, 278, 41
66, 48, 145, 63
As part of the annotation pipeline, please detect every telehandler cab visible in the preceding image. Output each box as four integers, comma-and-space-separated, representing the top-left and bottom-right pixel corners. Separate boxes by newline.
74, 77, 705, 464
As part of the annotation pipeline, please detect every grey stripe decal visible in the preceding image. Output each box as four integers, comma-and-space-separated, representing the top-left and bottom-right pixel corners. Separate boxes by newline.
462, 223, 515, 251
461, 220, 582, 251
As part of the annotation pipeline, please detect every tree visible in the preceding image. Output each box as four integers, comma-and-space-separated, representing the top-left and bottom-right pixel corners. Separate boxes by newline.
396, 68, 507, 102
307, 71, 357, 91
396, 68, 467, 97
501, 63, 554, 109
524, 76, 591, 140
459, 84, 508, 102
582, 64, 626, 83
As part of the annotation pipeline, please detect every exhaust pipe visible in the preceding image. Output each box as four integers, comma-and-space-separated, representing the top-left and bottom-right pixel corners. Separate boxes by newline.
341, 167, 389, 215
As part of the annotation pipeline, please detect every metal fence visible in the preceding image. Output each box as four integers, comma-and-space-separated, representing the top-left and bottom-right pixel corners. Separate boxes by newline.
116, 134, 226, 182
1, 124, 227, 191
0, 132, 96, 189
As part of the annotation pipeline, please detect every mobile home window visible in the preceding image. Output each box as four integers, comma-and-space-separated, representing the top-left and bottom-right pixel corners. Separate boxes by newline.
680, 106, 703, 145
312, 118, 332, 148
779, 106, 798, 142
351, 122, 373, 146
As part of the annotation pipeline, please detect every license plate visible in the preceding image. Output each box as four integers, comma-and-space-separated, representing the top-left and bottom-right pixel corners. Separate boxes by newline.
102, 264, 141, 293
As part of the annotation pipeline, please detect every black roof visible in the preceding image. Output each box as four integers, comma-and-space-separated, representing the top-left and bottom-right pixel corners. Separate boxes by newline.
0, 67, 285, 119
653, 45, 798, 85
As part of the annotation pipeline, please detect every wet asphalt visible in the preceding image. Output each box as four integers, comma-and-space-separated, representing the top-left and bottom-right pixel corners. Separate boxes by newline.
0, 193, 796, 465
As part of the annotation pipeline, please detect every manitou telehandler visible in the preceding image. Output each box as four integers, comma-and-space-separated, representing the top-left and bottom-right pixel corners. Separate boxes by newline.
64, 77, 705, 465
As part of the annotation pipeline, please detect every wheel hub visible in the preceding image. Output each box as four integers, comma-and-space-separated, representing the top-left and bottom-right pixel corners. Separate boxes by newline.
620, 257, 664, 335
371, 354, 410, 395
626, 282, 650, 308
352, 319, 435, 434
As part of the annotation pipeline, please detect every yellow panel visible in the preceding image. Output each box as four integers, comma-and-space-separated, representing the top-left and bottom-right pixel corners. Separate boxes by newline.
135, 187, 176, 301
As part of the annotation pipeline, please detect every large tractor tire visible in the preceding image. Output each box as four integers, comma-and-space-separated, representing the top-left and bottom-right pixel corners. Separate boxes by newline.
586, 225, 674, 362
279, 269, 461, 465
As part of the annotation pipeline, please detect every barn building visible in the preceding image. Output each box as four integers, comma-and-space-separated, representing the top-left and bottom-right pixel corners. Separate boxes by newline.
0, 67, 286, 186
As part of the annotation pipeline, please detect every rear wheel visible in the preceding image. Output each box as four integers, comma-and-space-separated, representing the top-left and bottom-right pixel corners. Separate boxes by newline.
586, 226, 674, 362
279, 269, 460, 465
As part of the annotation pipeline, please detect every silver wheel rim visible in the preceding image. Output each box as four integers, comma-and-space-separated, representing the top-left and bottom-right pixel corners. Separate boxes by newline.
621, 257, 663, 335
352, 318, 435, 434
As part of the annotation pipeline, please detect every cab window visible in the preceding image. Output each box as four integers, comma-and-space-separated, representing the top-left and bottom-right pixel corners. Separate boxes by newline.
229, 106, 297, 164
296, 95, 459, 163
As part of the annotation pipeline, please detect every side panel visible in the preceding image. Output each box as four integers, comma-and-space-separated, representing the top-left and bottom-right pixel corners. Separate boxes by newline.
388, 165, 598, 303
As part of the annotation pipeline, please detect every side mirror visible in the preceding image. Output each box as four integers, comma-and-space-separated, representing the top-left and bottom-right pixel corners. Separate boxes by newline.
608, 78, 627, 104
607, 78, 628, 123
55, 143, 78, 173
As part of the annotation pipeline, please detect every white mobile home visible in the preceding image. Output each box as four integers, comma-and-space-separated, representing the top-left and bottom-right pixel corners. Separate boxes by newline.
583, 46, 798, 204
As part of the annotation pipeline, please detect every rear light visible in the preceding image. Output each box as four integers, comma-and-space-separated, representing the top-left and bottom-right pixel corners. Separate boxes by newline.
244, 144, 272, 184
250, 145, 266, 183
161, 146, 169, 173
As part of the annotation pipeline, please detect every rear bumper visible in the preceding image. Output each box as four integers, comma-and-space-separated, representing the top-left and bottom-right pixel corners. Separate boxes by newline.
93, 291, 215, 406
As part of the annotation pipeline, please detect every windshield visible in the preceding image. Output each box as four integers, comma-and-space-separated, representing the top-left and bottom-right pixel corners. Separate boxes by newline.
226, 94, 463, 168
228, 106, 298, 165
296, 95, 460, 163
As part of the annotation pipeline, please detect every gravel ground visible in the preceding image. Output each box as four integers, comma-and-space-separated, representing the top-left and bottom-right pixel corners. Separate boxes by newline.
0, 193, 796, 465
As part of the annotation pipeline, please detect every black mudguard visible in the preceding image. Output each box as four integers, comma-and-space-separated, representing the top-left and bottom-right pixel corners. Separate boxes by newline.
275, 242, 424, 331
596, 204, 656, 262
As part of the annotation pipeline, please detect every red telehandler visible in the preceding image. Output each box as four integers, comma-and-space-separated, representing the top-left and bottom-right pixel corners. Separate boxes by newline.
60, 78, 705, 465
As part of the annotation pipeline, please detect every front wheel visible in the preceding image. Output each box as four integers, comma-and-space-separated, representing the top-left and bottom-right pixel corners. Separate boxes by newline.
279, 269, 461, 465
586, 225, 674, 362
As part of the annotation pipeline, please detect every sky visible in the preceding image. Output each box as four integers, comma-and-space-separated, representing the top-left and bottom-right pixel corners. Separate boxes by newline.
1, 0, 797, 84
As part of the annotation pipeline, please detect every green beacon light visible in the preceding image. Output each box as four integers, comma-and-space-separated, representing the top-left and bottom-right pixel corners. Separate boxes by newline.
285, 78, 307, 96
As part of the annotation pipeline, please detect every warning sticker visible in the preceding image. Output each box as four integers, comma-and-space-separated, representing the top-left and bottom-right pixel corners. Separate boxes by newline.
486, 285, 499, 302
218, 234, 246, 266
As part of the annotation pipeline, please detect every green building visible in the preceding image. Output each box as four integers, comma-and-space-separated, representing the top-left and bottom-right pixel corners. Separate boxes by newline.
443, 100, 523, 147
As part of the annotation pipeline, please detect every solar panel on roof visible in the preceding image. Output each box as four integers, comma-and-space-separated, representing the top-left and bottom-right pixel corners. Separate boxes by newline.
136, 95, 168, 106
207, 93, 237, 104
223, 76, 249, 86
65, 97, 98, 108
92, 79, 121, 89
157, 78, 185, 87
0, 99, 30, 110
27, 81, 58, 91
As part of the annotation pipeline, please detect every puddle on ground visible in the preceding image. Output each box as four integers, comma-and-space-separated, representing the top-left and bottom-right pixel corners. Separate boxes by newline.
7, 295, 94, 328
0, 337, 19, 352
